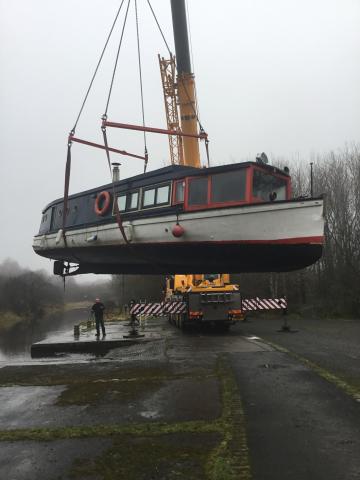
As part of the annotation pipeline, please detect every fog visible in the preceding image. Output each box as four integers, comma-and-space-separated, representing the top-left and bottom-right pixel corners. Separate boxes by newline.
0, 0, 359, 275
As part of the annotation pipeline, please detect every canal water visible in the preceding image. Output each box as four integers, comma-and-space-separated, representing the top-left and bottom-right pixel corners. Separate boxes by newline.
0, 307, 90, 363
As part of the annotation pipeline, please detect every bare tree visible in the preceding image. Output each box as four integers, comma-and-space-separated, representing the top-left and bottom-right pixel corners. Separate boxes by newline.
238, 145, 360, 316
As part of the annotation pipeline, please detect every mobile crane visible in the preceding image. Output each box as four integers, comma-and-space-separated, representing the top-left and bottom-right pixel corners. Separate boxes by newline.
160, 0, 244, 329
165, 274, 244, 330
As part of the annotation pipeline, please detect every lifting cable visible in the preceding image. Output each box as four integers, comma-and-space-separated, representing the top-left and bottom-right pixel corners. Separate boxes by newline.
104, 0, 131, 116
64, 0, 144, 248
101, 14, 169, 265
146, 0, 172, 56
62, 0, 209, 249
63, 0, 128, 241
101, 0, 132, 245
72, 0, 127, 133
135, 0, 148, 173
61, 0, 171, 267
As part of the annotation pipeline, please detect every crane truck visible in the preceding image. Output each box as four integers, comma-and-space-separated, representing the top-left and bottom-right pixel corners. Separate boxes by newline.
126, 0, 288, 328
166, 274, 244, 330
160, 1, 243, 330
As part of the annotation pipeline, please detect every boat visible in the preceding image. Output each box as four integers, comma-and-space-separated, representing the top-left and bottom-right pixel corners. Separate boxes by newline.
33, 1, 324, 276
33, 160, 324, 275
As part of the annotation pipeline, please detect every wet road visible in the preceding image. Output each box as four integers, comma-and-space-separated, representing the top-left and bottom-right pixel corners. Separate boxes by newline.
0, 314, 359, 479
237, 315, 360, 479
241, 315, 360, 393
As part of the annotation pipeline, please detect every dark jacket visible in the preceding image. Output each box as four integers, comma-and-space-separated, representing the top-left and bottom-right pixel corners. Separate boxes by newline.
91, 302, 105, 319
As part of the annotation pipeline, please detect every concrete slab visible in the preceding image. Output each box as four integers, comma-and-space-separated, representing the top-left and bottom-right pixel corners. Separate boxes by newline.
31, 320, 162, 357
0, 386, 65, 429
0, 438, 112, 480
166, 329, 272, 368
0, 376, 221, 429
2, 311, 360, 480
0, 433, 220, 480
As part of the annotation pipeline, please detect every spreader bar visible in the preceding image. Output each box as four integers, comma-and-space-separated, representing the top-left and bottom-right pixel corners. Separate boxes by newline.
103, 120, 208, 140
69, 135, 146, 161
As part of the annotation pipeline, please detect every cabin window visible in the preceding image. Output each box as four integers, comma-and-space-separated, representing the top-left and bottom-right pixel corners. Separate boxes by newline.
174, 180, 185, 203
128, 191, 139, 210
117, 195, 126, 211
156, 185, 170, 204
143, 188, 156, 207
253, 170, 287, 202
39, 207, 54, 234
188, 177, 208, 206
211, 170, 246, 203
115, 191, 139, 213
142, 183, 171, 208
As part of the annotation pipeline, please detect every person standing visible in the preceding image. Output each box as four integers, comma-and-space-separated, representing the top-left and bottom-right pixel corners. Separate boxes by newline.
91, 298, 106, 337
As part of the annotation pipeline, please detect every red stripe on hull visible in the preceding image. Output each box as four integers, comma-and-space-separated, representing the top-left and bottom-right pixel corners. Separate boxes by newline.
136, 236, 324, 246
234, 236, 324, 245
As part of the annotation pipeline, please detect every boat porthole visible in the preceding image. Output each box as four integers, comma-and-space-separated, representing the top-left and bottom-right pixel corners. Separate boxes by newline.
94, 191, 111, 216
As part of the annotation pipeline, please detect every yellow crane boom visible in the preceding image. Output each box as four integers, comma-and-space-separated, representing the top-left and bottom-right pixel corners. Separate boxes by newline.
157, 0, 241, 329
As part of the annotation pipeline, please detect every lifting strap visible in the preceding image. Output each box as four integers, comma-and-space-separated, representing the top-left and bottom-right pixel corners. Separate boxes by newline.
61, 131, 146, 244
62, 139, 72, 246
101, 123, 129, 244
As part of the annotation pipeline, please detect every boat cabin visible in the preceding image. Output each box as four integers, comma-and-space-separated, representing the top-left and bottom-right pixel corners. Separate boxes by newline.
38, 161, 291, 235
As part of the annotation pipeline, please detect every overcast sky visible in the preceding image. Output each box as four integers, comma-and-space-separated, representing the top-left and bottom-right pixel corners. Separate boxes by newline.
0, 0, 359, 275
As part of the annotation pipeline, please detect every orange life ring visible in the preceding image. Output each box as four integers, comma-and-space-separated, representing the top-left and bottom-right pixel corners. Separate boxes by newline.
94, 191, 111, 216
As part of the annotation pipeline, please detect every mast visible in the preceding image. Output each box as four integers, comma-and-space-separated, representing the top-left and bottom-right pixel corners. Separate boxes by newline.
170, 0, 201, 168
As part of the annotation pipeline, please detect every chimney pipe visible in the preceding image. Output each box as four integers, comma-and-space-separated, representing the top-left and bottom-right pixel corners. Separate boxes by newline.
112, 162, 120, 182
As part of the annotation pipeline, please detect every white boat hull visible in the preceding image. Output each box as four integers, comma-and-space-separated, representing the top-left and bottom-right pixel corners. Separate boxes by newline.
33, 198, 324, 274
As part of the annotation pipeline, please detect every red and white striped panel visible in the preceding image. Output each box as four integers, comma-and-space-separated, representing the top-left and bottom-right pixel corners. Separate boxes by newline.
242, 297, 287, 312
130, 302, 187, 316
164, 302, 187, 314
